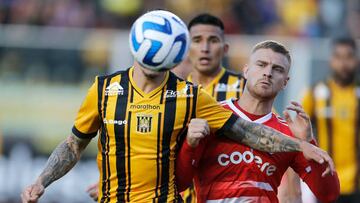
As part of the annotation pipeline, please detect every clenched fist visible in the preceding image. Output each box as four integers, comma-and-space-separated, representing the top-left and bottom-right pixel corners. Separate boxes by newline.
21, 182, 44, 203
186, 118, 210, 148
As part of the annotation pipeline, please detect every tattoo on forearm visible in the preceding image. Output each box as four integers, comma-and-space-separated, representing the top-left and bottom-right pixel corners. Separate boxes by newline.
224, 118, 301, 153
38, 134, 90, 187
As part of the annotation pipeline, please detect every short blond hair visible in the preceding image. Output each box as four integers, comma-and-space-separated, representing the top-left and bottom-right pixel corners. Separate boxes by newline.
252, 40, 291, 64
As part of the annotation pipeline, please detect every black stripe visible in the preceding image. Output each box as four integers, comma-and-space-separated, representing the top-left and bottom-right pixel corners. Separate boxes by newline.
130, 85, 134, 103
115, 71, 130, 202
155, 112, 162, 201
191, 86, 198, 119
126, 111, 132, 202
159, 73, 177, 202
100, 77, 111, 203
97, 77, 105, 118
215, 114, 238, 136
216, 71, 229, 101
355, 86, 360, 190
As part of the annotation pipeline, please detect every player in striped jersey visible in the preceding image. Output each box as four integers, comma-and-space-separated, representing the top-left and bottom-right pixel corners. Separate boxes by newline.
302, 37, 359, 202
176, 40, 340, 203
186, 14, 245, 102
181, 13, 245, 203
21, 12, 335, 203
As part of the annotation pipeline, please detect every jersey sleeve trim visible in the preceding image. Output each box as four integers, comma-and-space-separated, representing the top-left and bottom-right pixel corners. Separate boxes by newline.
215, 113, 238, 136
72, 126, 97, 139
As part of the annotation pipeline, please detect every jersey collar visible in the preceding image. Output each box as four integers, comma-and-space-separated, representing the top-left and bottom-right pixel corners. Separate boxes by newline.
225, 99, 273, 124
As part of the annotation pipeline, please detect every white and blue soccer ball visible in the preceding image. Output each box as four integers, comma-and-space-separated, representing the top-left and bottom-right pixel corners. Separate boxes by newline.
129, 10, 190, 71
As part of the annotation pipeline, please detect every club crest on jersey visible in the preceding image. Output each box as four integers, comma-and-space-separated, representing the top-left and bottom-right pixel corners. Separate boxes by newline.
105, 82, 124, 96
136, 114, 153, 133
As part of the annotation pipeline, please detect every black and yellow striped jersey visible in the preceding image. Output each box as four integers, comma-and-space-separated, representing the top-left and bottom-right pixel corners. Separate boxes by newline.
187, 68, 246, 102
183, 67, 246, 203
302, 79, 360, 194
72, 66, 237, 203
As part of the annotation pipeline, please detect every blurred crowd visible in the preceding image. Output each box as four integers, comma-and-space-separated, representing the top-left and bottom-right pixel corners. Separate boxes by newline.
0, 0, 359, 37
0, 0, 359, 84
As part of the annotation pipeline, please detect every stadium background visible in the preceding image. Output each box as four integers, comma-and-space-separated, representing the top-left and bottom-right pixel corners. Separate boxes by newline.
0, 0, 359, 202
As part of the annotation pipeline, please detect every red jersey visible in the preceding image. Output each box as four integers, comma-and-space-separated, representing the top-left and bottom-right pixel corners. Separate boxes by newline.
176, 99, 340, 203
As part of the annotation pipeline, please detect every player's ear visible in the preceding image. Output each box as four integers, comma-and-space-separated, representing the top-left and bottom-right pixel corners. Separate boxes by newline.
243, 64, 249, 79
282, 76, 290, 89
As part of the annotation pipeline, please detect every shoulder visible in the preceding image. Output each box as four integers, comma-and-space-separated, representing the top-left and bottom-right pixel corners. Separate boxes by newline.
311, 80, 330, 100
169, 71, 198, 91
97, 68, 130, 82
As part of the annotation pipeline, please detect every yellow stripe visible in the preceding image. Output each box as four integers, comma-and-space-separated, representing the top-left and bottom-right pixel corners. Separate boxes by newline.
226, 75, 239, 99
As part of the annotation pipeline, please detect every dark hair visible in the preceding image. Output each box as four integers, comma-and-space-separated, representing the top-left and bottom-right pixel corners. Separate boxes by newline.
251, 40, 291, 64
188, 13, 224, 31
332, 37, 357, 52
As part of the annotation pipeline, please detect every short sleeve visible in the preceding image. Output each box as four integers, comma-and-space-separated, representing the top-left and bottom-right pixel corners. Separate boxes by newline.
72, 77, 101, 139
195, 87, 238, 133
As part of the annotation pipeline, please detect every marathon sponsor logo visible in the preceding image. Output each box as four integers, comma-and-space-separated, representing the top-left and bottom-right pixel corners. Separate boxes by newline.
218, 150, 277, 176
103, 119, 127, 125
130, 104, 160, 110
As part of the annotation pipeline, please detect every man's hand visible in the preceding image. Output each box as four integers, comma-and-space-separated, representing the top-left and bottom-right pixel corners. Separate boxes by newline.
300, 141, 335, 177
86, 182, 99, 202
21, 182, 44, 203
186, 118, 210, 148
284, 101, 313, 142
21, 134, 91, 203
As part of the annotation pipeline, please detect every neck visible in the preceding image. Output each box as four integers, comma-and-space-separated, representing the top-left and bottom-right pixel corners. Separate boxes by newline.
332, 74, 355, 87
132, 63, 167, 94
191, 67, 222, 86
237, 88, 273, 115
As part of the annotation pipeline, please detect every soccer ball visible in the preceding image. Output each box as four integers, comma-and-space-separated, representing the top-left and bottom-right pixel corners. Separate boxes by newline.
129, 10, 190, 71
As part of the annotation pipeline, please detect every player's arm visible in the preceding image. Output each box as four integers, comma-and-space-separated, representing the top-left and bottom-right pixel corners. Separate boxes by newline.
176, 119, 209, 191
22, 78, 100, 203
21, 134, 91, 203
292, 140, 340, 203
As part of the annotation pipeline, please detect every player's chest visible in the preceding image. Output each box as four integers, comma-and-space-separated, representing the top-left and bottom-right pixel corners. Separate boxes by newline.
101, 91, 191, 136
315, 91, 357, 120
206, 137, 293, 177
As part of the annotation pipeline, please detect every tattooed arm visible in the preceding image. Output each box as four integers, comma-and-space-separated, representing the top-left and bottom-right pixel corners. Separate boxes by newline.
21, 134, 91, 203
224, 118, 335, 176
224, 118, 301, 152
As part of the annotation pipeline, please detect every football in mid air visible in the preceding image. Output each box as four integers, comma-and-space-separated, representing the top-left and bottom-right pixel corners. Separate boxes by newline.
129, 10, 190, 71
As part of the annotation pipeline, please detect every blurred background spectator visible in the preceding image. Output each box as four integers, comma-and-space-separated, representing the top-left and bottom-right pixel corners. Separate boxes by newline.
0, 0, 359, 202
